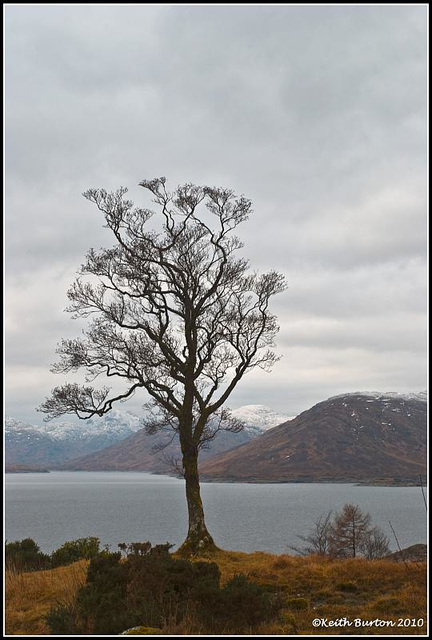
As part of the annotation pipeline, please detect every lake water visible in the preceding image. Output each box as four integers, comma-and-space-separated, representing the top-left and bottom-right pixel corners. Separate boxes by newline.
5, 471, 428, 555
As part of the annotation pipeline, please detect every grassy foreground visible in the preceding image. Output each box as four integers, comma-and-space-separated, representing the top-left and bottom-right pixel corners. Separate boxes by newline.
5, 550, 427, 635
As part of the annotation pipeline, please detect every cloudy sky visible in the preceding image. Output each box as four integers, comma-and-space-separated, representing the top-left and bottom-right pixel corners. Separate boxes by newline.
5, 4, 427, 424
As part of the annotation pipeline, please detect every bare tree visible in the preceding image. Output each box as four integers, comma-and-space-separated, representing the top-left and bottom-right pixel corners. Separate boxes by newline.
38, 178, 286, 554
359, 526, 390, 560
289, 511, 333, 556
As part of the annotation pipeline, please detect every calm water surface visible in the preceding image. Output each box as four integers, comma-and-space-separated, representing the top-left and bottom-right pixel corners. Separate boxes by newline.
5, 471, 427, 554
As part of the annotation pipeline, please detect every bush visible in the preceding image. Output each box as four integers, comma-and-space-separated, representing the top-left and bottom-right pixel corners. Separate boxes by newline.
47, 543, 220, 635
5, 537, 101, 573
5, 538, 51, 572
198, 574, 285, 633
45, 603, 79, 635
46, 541, 284, 635
51, 537, 100, 568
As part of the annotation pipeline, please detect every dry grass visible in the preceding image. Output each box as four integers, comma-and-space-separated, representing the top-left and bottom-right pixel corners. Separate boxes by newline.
5, 560, 88, 635
183, 550, 427, 636
4, 552, 427, 636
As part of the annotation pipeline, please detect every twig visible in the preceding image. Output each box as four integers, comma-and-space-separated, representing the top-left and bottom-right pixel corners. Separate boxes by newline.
419, 475, 427, 511
388, 520, 410, 571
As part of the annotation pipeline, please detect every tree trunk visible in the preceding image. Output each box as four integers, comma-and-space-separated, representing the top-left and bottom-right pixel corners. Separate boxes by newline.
177, 446, 218, 556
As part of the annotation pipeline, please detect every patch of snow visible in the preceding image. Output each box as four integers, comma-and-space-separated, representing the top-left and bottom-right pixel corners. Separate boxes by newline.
329, 390, 427, 403
230, 405, 293, 433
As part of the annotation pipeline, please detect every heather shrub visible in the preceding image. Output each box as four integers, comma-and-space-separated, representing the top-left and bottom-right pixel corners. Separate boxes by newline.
46, 542, 284, 635
198, 574, 285, 633
5, 538, 51, 572
45, 603, 79, 635
47, 543, 220, 634
51, 537, 100, 568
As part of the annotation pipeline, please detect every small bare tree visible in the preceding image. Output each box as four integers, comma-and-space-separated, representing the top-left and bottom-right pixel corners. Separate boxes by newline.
289, 511, 333, 556
359, 526, 390, 560
38, 178, 286, 554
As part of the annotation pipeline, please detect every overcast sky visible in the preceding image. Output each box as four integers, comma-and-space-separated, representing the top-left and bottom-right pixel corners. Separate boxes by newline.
5, 4, 427, 424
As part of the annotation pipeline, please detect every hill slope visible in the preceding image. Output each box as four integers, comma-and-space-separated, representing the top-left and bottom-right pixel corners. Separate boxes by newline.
199, 392, 427, 485
58, 405, 291, 472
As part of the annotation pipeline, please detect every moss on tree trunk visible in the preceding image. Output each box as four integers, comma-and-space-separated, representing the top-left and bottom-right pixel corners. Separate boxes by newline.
177, 449, 218, 556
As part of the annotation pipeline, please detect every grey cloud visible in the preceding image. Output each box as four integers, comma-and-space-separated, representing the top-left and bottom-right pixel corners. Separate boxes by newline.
229, 345, 426, 416
278, 313, 426, 354
271, 259, 427, 322
5, 5, 427, 424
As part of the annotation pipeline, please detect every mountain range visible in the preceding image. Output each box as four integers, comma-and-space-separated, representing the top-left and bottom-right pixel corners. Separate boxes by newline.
57, 405, 292, 472
6, 392, 426, 485
5, 411, 146, 467
5, 405, 291, 469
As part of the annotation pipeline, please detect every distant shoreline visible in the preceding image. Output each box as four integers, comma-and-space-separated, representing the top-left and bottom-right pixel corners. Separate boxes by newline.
200, 477, 426, 487
5, 466, 49, 474
5, 468, 426, 486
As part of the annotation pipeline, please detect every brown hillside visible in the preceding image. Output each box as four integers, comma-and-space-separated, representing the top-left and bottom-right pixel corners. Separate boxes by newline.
199, 393, 427, 484
58, 426, 253, 473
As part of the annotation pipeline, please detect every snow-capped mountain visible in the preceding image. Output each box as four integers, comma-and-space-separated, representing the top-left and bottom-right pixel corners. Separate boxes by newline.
5, 417, 44, 436
59, 404, 292, 474
5, 405, 291, 469
231, 405, 293, 435
5, 411, 144, 467
38, 410, 143, 441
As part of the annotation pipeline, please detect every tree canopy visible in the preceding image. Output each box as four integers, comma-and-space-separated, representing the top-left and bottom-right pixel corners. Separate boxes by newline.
38, 178, 286, 552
